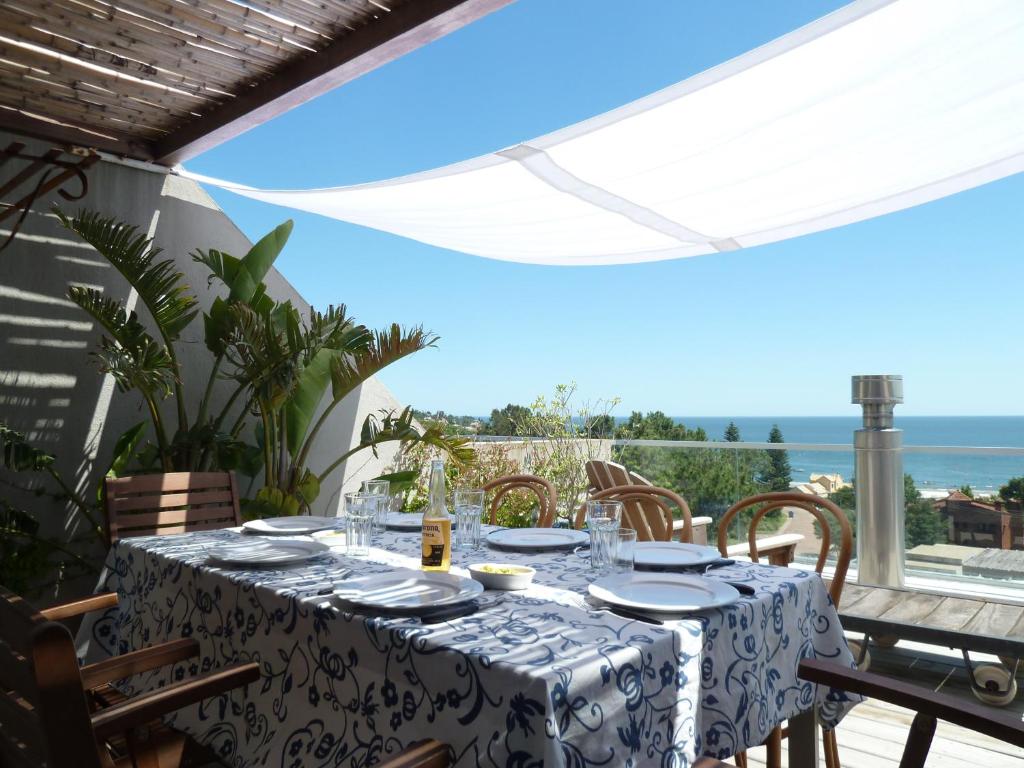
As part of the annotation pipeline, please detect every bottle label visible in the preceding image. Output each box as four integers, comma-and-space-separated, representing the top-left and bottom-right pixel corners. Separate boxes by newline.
421, 519, 451, 567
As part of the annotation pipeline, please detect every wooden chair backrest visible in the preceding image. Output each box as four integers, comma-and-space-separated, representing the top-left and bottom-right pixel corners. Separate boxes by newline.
584, 460, 632, 493
104, 471, 242, 545
481, 474, 557, 528
584, 461, 693, 542
0, 585, 104, 768
576, 485, 693, 543
717, 492, 852, 605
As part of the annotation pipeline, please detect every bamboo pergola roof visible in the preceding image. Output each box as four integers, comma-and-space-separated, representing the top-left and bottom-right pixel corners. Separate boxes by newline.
0, 0, 511, 164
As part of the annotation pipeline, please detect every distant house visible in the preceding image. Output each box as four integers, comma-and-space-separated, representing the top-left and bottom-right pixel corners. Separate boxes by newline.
792, 481, 830, 497
935, 491, 1023, 550
809, 473, 849, 494
791, 473, 850, 498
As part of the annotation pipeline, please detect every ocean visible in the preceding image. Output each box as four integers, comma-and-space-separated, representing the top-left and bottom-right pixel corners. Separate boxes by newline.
637, 416, 1024, 494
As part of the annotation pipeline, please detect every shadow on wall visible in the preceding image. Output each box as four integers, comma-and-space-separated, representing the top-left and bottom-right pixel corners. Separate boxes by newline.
0, 131, 405, 600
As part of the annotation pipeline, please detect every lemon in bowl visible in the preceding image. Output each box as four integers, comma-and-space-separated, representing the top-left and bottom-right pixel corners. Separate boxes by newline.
468, 563, 535, 591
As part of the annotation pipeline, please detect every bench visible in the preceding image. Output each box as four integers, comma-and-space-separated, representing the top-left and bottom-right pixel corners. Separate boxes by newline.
837, 582, 1024, 706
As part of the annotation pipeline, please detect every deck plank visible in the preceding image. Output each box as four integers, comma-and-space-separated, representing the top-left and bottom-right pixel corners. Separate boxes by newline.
876, 592, 945, 624
841, 586, 905, 618
924, 597, 986, 631
961, 602, 1024, 639
743, 698, 1024, 768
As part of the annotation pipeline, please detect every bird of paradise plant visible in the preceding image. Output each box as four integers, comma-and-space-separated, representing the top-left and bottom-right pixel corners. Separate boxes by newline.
54, 209, 471, 516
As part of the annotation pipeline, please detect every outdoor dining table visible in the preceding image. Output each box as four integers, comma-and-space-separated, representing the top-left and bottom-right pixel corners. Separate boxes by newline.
78, 524, 859, 768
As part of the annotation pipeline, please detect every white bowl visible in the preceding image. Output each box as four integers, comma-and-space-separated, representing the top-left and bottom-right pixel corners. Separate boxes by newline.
467, 563, 535, 591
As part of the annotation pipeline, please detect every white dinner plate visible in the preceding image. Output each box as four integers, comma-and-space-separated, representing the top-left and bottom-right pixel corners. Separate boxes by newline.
332, 569, 483, 614
384, 512, 423, 531
208, 538, 330, 566
487, 527, 590, 552
243, 516, 339, 535
633, 541, 722, 570
589, 572, 740, 616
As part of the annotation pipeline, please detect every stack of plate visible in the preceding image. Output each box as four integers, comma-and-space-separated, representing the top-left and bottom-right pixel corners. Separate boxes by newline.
383, 512, 423, 531
208, 538, 330, 567
632, 541, 721, 571
332, 569, 483, 616
242, 516, 338, 536
486, 527, 589, 552
589, 572, 740, 620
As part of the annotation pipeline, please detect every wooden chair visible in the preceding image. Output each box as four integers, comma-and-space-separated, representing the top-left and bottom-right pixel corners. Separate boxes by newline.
481, 474, 557, 528
0, 584, 260, 768
798, 658, 1024, 768
585, 459, 633, 494
576, 485, 693, 543
717, 492, 852, 768
585, 459, 713, 543
104, 471, 242, 545
380, 739, 452, 767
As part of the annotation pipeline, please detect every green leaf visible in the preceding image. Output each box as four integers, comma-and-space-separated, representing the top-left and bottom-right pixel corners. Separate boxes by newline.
372, 470, 418, 494
97, 421, 147, 501
68, 287, 175, 397
330, 325, 437, 403
107, 422, 147, 477
193, 248, 241, 289
285, 348, 338, 457
0, 423, 55, 472
229, 221, 293, 304
295, 469, 320, 508
57, 209, 198, 340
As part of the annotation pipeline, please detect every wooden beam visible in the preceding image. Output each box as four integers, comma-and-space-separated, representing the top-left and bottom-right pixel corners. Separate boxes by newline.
0, 108, 155, 159
152, 0, 515, 165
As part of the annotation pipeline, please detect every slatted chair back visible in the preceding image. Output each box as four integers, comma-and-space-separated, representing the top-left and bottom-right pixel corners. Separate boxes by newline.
576, 485, 693, 543
584, 460, 632, 493
0, 585, 105, 768
481, 474, 558, 528
104, 471, 242, 545
717, 491, 852, 606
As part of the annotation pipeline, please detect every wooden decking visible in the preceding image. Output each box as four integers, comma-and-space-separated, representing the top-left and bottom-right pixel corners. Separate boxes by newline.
745, 641, 1024, 767
746, 696, 1023, 767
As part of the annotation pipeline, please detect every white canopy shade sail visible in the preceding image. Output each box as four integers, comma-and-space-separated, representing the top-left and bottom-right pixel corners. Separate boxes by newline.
184, 0, 1024, 266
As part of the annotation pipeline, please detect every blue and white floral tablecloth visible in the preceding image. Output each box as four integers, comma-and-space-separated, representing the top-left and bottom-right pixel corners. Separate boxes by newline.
79, 526, 859, 768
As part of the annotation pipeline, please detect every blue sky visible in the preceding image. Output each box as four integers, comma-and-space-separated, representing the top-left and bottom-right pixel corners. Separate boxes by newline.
187, 0, 1024, 418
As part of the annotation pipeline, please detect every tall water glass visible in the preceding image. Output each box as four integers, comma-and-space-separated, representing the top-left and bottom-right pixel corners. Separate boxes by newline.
585, 500, 623, 571
612, 528, 637, 574
453, 489, 485, 551
344, 492, 375, 557
361, 479, 390, 534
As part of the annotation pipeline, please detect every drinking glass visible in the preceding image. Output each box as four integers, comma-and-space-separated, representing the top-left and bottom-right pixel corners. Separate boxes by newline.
585, 500, 623, 571
453, 489, 485, 551
612, 528, 637, 574
344, 492, 376, 557
361, 479, 391, 534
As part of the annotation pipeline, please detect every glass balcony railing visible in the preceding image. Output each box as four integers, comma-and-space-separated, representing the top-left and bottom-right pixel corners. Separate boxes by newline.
606, 438, 1024, 596
471, 435, 1024, 597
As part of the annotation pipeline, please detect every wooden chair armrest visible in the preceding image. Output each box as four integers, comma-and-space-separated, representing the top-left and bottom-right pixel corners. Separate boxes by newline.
798, 659, 1024, 747
381, 738, 451, 768
80, 638, 199, 690
91, 662, 260, 740
39, 592, 119, 621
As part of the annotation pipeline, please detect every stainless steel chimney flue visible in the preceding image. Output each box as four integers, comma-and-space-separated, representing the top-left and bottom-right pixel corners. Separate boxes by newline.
852, 375, 905, 587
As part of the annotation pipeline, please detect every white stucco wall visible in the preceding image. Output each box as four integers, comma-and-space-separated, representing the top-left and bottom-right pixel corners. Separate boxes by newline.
0, 131, 405, 598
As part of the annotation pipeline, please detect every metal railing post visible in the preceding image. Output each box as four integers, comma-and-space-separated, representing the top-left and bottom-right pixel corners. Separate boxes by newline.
852, 374, 905, 587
